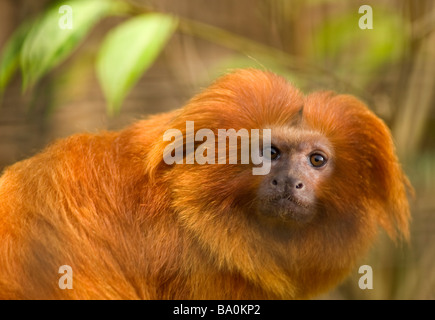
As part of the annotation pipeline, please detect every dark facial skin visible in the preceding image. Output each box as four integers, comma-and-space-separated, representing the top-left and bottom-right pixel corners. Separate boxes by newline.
256, 127, 334, 226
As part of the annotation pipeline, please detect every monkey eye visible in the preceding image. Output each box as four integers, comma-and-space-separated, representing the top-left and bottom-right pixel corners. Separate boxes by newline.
264, 146, 280, 161
309, 153, 327, 167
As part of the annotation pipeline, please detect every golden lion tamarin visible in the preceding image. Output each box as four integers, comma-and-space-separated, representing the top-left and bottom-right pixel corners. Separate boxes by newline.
0, 69, 410, 299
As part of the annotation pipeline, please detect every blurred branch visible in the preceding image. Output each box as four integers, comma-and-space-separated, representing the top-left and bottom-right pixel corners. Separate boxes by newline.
178, 17, 372, 97
178, 18, 305, 72
124, 0, 370, 98
393, 31, 435, 161
412, 3, 435, 40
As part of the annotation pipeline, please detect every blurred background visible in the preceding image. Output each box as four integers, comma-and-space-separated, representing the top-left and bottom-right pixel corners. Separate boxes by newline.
0, 0, 433, 299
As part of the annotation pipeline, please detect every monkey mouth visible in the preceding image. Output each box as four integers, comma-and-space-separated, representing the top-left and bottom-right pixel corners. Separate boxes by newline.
284, 194, 310, 209
259, 193, 313, 224
268, 193, 310, 209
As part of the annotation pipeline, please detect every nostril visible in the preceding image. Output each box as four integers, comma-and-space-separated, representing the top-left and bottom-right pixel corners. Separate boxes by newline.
295, 182, 304, 189
272, 179, 278, 186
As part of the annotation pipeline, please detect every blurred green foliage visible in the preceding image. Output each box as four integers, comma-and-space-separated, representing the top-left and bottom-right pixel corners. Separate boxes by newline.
96, 13, 177, 115
0, 0, 411, 113
309, 7, 408, 86
0, 0, 177, 114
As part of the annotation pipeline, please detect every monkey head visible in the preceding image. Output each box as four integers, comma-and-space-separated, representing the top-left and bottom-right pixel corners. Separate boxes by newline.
147, 68, 411, 299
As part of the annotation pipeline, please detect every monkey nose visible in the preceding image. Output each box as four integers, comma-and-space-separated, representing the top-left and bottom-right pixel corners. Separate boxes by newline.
271, 177, 304, 191
295, 182, 304, 189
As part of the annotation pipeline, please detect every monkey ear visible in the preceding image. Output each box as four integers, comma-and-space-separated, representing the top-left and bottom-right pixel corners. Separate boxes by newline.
297, 105, 304, 121
366, 126, 412, 243
378, 168, 412, 243
144, 139, 168, 183
298, 105, 304, 117
289, 105, 304, 127
142, 112, 184, 183
144, 114, 193, 183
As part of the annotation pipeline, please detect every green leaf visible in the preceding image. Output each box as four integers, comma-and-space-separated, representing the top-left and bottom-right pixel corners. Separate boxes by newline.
20, 0, 119, 90
96, 13, 178, 115
0, 22, 31, 93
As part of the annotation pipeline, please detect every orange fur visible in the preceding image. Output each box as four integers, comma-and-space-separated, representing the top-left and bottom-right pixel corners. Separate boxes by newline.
0, 69, 410, 299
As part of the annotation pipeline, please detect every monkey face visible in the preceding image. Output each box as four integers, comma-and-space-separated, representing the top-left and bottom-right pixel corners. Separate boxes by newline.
256, 127, 334, 225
